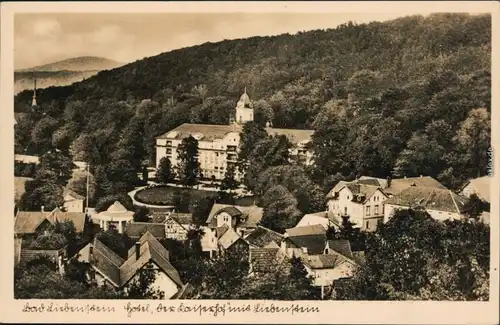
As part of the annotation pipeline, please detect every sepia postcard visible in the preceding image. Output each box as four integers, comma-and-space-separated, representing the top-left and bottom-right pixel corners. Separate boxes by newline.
1, 1, 499, 324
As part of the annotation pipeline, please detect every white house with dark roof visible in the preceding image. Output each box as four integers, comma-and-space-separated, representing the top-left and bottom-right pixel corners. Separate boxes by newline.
326, 175, 448, 231
327, 182, 388, 231
206, 203, 264, 236
155, 90, 315, 181
63, 189, 85, 213
76, 231, 184, 299
383, 187, 467, 223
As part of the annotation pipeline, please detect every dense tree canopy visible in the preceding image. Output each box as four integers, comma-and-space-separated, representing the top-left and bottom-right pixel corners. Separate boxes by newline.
13, 14, 491, 191
334, 208, 490, 300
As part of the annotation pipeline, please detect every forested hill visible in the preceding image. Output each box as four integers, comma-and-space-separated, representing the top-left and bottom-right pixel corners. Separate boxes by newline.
14, 13, 491, 189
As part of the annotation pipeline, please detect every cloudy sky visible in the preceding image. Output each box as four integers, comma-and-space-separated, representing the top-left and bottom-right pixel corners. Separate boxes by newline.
15, 12, 431, 69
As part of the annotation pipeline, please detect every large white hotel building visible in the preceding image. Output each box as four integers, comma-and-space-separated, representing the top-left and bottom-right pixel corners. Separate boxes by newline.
155, 90, 314, 181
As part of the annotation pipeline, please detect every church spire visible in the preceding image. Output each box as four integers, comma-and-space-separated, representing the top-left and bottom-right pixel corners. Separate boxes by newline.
31, 76, 37, 107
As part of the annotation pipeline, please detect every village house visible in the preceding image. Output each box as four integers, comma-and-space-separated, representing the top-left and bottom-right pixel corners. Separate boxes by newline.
14, 154, 40, 164
244, 225, 284, 248
63, 189, 85, 213
164, 212, 192, 240
15, 207, 87, 239
326, 175, 448, 231
206, 203, 264, 237
155, 90, 314, 181
14, 207, 86, 266
91, 201, 135, 234
281, 224, 326, 258
75, 231, 184, 299
383, 187, 467, 223
215, 224, 250, 255
303, 253, 358, 288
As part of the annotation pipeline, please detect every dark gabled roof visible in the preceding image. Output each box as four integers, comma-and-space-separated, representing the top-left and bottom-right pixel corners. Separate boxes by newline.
125, 222, 166, 239
357, 178, 382, 186
170, 212, 193, 225
63, 188, 85, 200
384, 187, 466, 214
120, 239, 182, 287
326, 240, 354, 260
88, 232, 182, 288
287, 234, 326, 255
89, 238, 124, 287
249, 247, 283, 273
245, 226, 284, 248
219, 206, 243, 218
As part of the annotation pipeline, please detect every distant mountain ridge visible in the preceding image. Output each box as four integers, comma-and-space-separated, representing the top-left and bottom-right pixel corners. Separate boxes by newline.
16, 56, 124, 72
14, 56, 125, 94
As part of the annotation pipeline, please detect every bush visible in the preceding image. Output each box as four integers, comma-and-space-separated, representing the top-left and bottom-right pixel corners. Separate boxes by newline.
28, 233, 67, 250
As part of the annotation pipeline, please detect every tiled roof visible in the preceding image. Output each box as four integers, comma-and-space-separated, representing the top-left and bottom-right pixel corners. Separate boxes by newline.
48, 210, 86, 233
265, 127, 314, 145
90, 238, 124, 287
384, 187, 466, 214
157, 123, 242, 141
172, 283, 194, 299
219, 206, 243, 218
15, 208, 86, 234
88, 232, 182, 288
15, 211, 49, 234
207, 204, 263, 228
463, 176, 491, 203
170, 212, 193, 225
63, 188, 85, 200
287, 235, 326, 255
125, 222, 166, 239
305, 254, 347, 269
120, 240, 182, 287
298, 211, 342, 228
385, 176, 447, 196
245, 226, 284, 248
249, 247, 283, 272
326, 240, 354, 260
344, 184, 381, 203
285, 224, 326, 237
216, 224, 230, 238
218, 227, 245, 250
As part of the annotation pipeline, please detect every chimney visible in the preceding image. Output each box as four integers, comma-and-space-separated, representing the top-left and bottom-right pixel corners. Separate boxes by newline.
89, 245, 93, 257
387, 176, 391, 188
135, 242, 141, 260
41, 205, 45, 212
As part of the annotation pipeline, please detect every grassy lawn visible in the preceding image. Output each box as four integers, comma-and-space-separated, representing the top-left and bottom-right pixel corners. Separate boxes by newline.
134, 185, 256, 207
